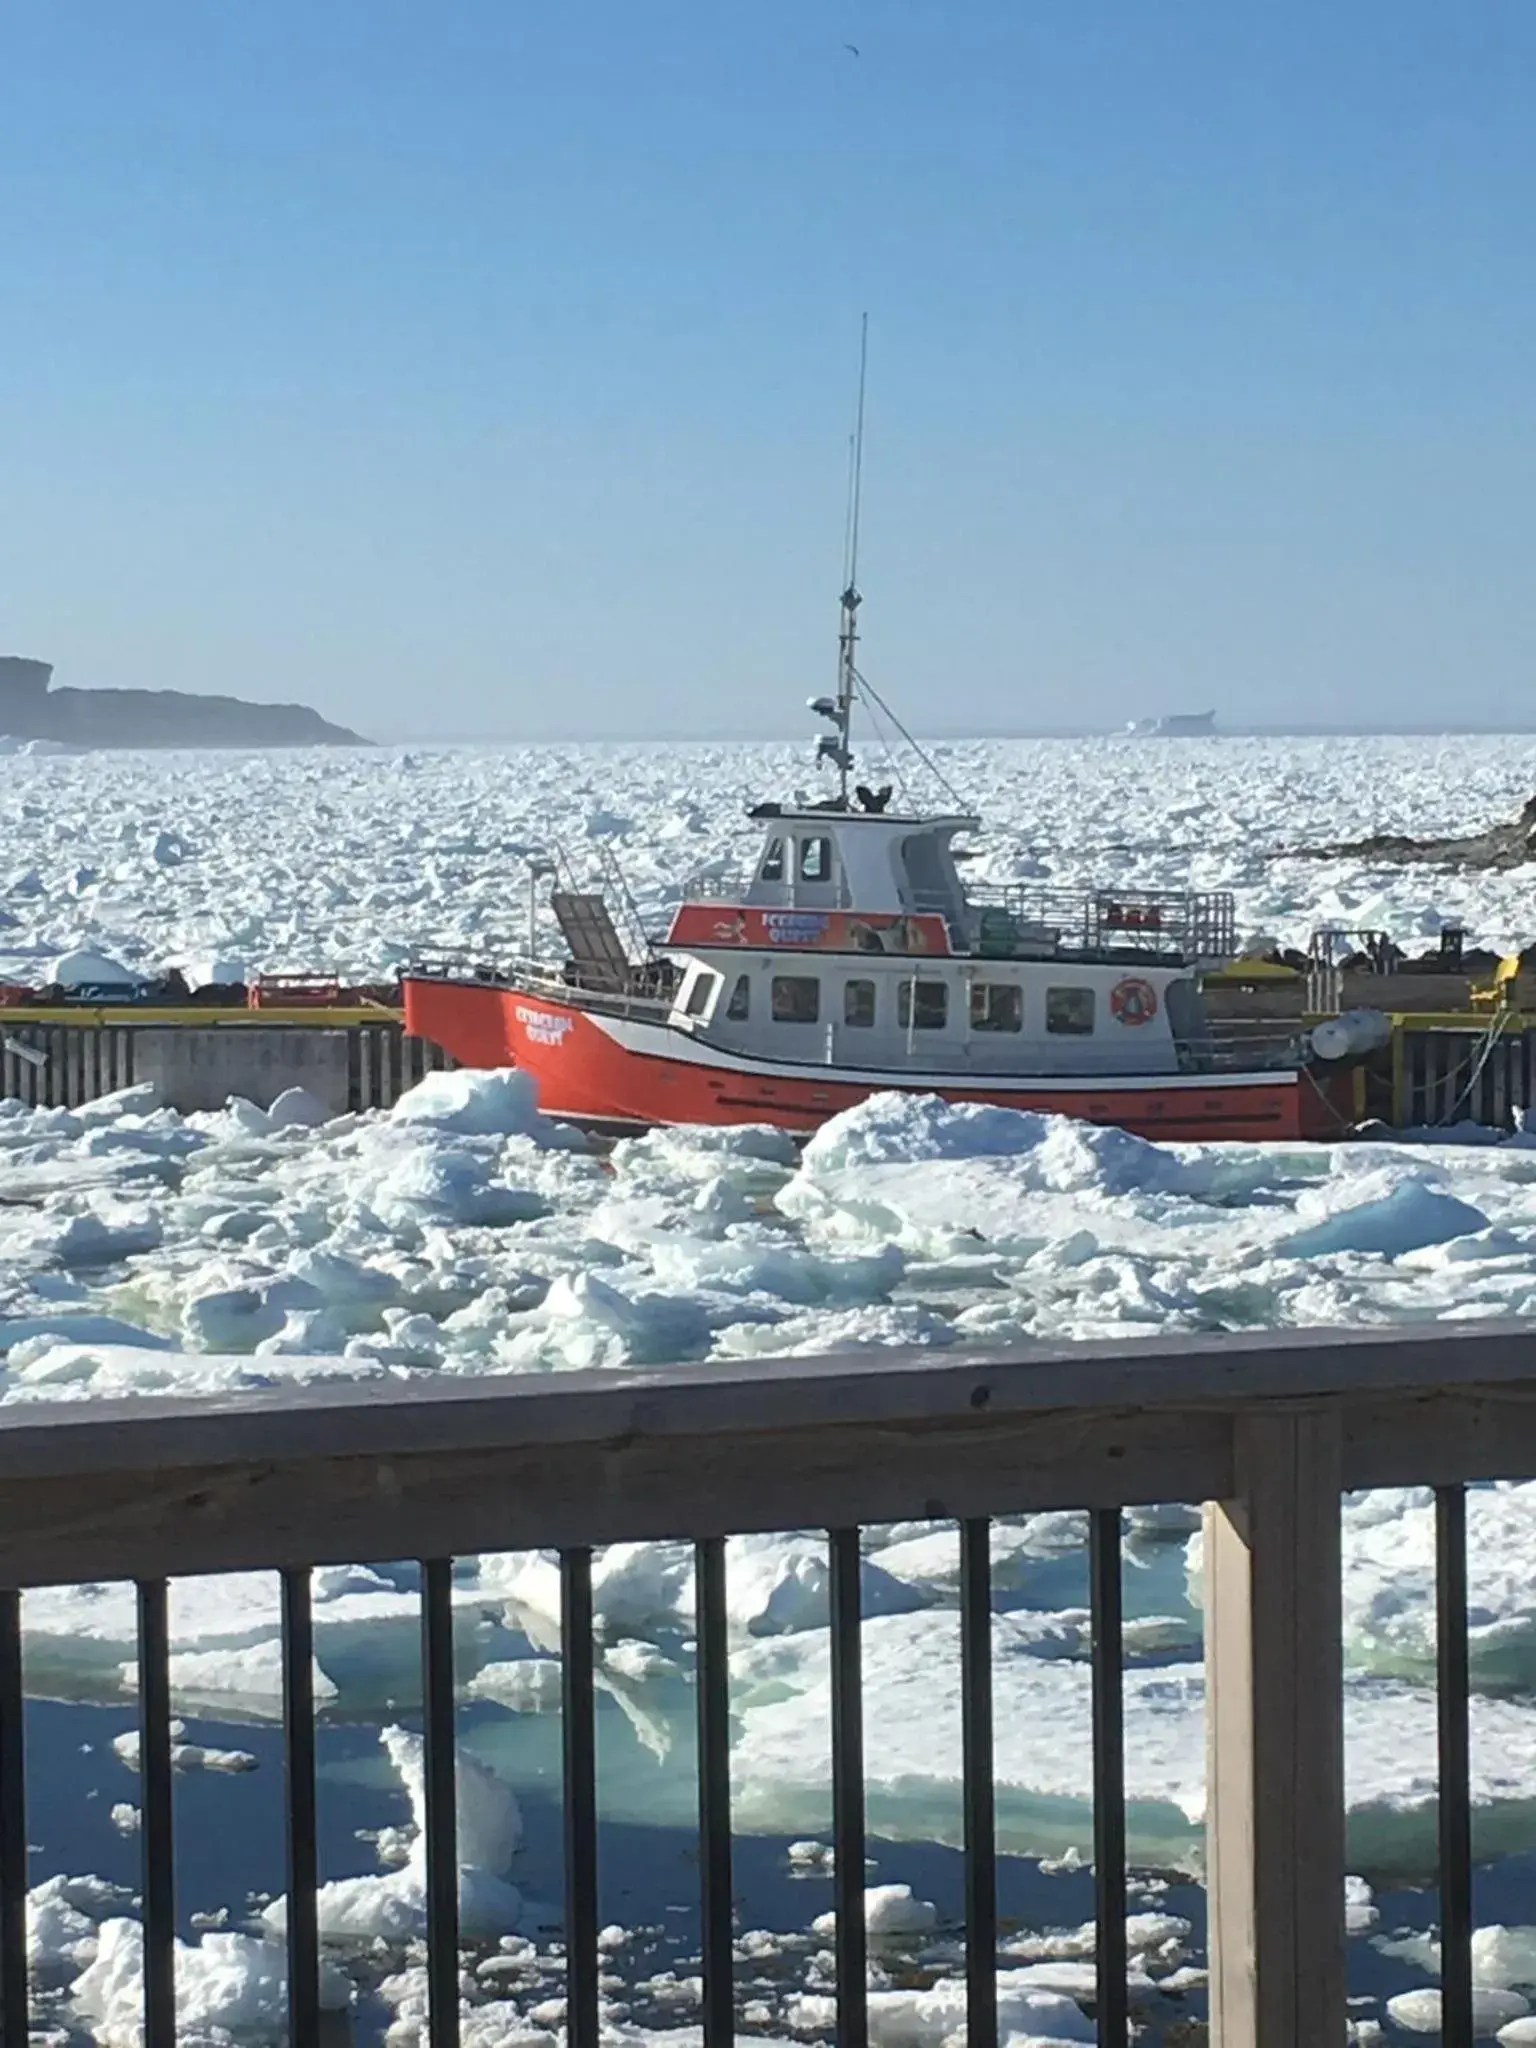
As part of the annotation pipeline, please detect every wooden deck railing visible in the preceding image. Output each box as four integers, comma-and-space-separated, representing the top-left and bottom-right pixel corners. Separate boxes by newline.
1, 1320, 1532, 2047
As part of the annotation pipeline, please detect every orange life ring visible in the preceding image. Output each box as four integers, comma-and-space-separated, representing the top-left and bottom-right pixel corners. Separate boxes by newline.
1109, 976, 1158, 1027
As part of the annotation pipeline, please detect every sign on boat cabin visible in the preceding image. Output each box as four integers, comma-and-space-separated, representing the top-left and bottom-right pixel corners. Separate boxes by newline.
666, 905, 953, 955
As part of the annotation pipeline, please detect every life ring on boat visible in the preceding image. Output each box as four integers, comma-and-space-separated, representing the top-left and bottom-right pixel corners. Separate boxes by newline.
1109, 976, 1158, 1027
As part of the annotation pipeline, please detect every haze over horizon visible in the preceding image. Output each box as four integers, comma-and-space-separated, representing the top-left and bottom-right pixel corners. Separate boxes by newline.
5, 2, 1536, 744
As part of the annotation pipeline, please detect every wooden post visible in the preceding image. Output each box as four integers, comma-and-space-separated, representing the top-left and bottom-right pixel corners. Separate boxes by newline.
1205, 1409, 1345, 2046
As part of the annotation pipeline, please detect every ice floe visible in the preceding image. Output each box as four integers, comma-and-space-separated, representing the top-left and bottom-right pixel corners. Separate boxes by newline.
71, 1917, 353, 2044
262, 1724, 524, 1941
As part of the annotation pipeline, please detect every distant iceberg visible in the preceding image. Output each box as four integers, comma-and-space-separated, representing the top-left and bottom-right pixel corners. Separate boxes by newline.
1124, 710, 1217, 736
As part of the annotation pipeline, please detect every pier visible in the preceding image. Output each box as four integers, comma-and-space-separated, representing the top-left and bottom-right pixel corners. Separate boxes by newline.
0, 1320, 1523, 2046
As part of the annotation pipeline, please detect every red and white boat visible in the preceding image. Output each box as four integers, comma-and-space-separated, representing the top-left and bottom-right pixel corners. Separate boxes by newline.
404, 811, 1339, 1141
405, 588, 1348, 1142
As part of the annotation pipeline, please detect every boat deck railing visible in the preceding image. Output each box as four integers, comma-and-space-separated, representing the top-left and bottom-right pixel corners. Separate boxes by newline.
1182, 1020, 1305, 1072
406, 953, 678, 1020
957, 885, 1239, 965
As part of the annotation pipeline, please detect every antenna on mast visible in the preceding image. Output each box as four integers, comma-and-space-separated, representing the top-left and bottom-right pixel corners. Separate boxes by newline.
811, 314, 868, 806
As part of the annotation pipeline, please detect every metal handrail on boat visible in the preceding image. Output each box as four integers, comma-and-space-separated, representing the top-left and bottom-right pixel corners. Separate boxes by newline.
674, 869, 742, 903
674, 877, 1237, 964
962, 886, 1238, 964
1183, 1023, 1306, 1074
405, 952, 678, 1020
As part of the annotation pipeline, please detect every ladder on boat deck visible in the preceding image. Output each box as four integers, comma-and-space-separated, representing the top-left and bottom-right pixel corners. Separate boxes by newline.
551, 892, 634, 994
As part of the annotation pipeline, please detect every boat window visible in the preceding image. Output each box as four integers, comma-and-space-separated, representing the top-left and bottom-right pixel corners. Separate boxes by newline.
760, 838, 786, 882
970, 982, 1023, 1033
685, 970, 718, 1018
900, 832, 952, 911
1046, 986, 1096, 1035
897, 979, 950, 1030
844, 979, 876, 1027
726, 973, 752, 1021
771, 975, 820, 1024
799, 835, 834, 883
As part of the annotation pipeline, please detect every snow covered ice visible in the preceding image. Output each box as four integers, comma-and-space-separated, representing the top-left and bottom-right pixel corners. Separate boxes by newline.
5, 732, 1536, 979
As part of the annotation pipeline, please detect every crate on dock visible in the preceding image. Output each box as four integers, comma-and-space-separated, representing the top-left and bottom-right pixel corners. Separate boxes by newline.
248, 973, 343, 1010
1201, 981, 1308, 1023
1339, 971, 1476, 1013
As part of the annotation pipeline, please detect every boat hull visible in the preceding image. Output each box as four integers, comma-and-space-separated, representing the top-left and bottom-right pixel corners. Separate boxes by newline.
404, 976, 1332, 1141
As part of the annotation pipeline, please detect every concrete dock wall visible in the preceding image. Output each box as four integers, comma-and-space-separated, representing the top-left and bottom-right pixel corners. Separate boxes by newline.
133, 1028, 351, 1114
0, 1019, 454, 1114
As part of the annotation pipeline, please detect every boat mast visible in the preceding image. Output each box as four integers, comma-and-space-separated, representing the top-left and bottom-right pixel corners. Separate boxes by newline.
824, 314, 868, 806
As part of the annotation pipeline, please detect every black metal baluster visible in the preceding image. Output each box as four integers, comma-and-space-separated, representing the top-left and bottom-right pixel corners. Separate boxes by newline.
421, 1558, 459, 2048
562, 1549, 599, 2048
695, 1537, 735, 2048
0, 1591, 27, 2048
829, 1528, 867, 2048
959, 1521, 997, 2048
137, 1580, 175, 2048
281, 1568, 320, 2048
1437, 1486, 1473, 2048
1089, 1510, 1128, 2048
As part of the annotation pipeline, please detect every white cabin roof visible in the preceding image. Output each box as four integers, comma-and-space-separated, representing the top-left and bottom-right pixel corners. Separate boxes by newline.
742, 807, 977, 919
748, 805, 981, 833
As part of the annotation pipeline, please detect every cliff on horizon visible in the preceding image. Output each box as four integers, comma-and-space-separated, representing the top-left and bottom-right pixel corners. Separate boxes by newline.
0, 657, 368, 748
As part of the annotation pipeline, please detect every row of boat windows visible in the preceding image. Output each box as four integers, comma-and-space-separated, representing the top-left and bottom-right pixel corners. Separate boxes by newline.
759, 835, 835, 885
690, 971, 1098, 1035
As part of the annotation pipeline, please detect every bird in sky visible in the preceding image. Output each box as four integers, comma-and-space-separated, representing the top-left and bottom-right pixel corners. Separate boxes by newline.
843, 43, 859, 56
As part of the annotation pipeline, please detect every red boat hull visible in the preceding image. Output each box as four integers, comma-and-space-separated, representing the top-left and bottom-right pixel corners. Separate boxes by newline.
404, 977, 1348, 1141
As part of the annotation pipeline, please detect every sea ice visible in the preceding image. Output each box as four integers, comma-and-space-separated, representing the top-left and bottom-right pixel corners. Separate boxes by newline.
8, 732, 1536, 987
50, 949, 141, 990
111, 1724, 257, 1774
117, 1638, 339, 1710
1341, 1484, 1536, 1686
1387, 1985, 1531, 2034
263, 1724, 523, 1942
787, 1970, 1096, 2044
728, 1608, 1536, 1863
71, 1918, 352, 2042
1279, 1171, 1489, 1257
265, 1085, 330, 1130
27, 1873, 127, 1975
811, 1885, 939, 1938
390, 1067, 579, 1146
1478, 1927, 1536, 1990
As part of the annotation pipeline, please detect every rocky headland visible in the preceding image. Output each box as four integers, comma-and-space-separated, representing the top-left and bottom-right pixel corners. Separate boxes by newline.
0, 656, 367, 749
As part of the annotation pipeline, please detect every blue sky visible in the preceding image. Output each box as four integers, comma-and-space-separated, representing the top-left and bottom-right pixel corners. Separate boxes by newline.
4, 2, 1536, 739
